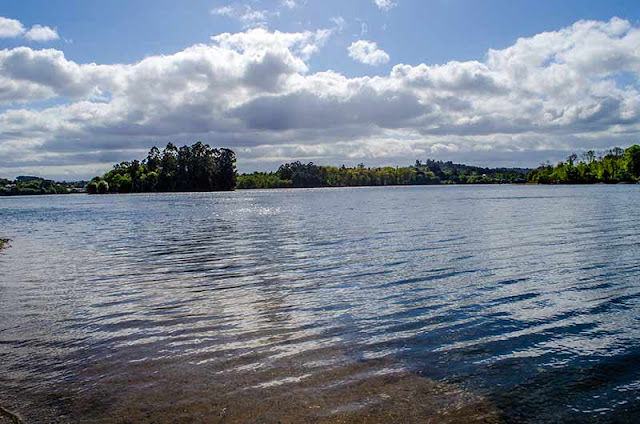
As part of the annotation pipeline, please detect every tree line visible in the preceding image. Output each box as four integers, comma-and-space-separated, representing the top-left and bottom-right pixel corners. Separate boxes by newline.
4, 143, 639, 196
237, 160, 529, 189
527, 145, 640, 184
0, 176, 70, 196
88, 142, 237, 194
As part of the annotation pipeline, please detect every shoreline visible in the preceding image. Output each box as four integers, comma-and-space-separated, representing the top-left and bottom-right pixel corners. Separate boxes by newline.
2, 181, 638, 197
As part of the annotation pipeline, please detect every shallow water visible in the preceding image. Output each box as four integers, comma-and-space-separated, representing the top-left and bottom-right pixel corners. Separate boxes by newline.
1, 185, 640, 423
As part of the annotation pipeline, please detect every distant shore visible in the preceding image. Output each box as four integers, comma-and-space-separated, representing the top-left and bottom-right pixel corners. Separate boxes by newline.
3, 144, 639, 195
0, 176, 86, 196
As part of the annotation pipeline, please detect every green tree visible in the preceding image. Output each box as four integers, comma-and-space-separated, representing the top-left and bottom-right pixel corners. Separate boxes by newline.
91, 142, 238, 193
97, 179, 109, 194
625, 145, 640, 179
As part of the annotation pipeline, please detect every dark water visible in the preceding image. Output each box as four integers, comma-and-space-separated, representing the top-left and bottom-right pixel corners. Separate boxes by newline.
1, 185, 640, 423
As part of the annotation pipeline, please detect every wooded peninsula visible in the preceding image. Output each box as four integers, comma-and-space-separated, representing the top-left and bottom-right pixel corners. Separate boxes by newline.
87, 142, 237, 194
2, 143, 639, 195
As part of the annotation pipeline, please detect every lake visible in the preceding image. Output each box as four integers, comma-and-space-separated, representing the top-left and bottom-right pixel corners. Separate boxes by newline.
1, 185, 640, 423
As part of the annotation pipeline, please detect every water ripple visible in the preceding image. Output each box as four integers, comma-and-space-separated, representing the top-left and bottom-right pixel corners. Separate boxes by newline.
1, 185, 640, 423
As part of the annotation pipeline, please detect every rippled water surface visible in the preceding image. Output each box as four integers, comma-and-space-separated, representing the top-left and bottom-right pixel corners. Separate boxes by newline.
1, 185, 640, 423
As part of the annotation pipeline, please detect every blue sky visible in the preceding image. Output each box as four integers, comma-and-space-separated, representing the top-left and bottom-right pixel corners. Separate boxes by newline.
4, 0, 639, 73
1, 0, 640, 179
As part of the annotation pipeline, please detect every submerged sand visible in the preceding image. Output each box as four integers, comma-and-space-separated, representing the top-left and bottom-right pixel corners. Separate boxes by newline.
2, 350, 502, 423
0, 406, 22, 424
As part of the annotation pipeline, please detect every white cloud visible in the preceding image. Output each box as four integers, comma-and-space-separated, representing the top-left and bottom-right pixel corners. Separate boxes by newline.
2, 18, 640, 179
211, 6, 234, 16
282, 0, 297, 9
348, 40, 390, 66
25, 25, 59, 42
330, 16, 346, 32
211, 5, 279, 29
374, 0, 397, 11
0, 47, 117, 102
212, 28, 331, 61
0, 16, 25, 38
0, 16, 60, 42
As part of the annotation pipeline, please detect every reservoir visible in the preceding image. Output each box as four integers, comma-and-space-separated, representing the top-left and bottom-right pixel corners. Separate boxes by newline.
1, 185, 639, 423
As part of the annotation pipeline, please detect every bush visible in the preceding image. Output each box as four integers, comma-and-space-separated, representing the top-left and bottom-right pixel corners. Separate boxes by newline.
97, 180, 109, 194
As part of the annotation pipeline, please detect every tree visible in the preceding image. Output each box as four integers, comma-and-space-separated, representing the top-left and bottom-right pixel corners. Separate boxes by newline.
92, 142, 238, 193
87, 177, 102, 194
97, 180, 109, 194
528, 145, 639, 184
214, 148, 237, 190
145, 146, 161, 172
625, 145, 640, 179
158, 143, 179, 191
177, 145, 193, 191
583, 150, 596, 164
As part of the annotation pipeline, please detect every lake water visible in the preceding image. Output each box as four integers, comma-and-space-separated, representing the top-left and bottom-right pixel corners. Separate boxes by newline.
1, 185, 640, 423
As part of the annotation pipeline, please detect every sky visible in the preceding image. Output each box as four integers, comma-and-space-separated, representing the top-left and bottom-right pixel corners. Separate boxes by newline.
1, 0, 640, 180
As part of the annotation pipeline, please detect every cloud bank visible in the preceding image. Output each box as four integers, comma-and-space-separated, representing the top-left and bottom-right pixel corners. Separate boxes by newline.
1, 18, 640, 179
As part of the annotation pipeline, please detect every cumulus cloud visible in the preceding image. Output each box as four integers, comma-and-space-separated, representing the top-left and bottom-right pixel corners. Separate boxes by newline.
0, 17, 25, 38
374, 0, 397, 11
0, 47, 118, 103
25, 25, 59, 42
0, 16, 60, 42
2, 18, 640, 179
212, 27, 331, 61
348, 40, 390, 66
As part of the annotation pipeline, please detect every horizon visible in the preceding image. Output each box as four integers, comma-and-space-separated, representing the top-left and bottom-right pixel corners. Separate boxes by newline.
5, 140, 638, 182
1, 1, 640, 180
3, 152, 537, 183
